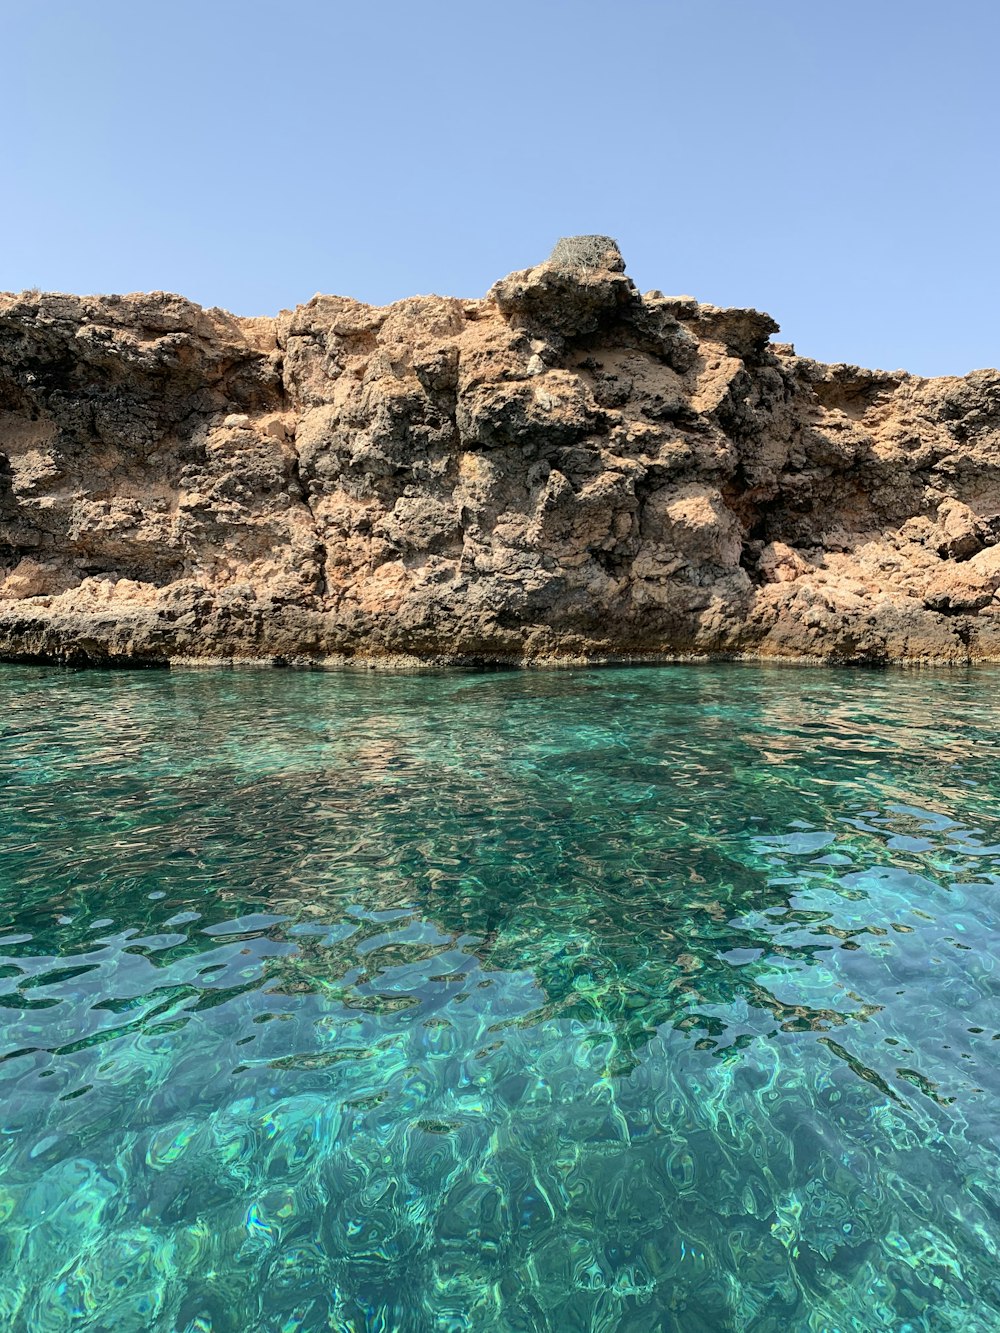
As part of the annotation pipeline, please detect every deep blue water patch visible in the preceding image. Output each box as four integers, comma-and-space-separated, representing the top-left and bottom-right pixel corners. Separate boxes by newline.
0, 663, 997, 1331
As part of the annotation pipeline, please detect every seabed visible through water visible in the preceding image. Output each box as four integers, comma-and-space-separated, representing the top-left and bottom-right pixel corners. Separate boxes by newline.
0, 662, 997, 1331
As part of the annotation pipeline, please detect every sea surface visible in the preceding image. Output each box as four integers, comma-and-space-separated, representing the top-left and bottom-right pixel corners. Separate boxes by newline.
0, 663, 997, 1332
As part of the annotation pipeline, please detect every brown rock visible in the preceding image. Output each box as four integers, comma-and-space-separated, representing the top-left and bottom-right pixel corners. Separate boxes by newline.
934, 498, 988, 559
758, 542, 810, 584
1, 243, 999, 666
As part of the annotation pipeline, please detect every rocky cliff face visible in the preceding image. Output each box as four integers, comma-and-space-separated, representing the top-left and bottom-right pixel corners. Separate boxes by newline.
2, 237, 999, 666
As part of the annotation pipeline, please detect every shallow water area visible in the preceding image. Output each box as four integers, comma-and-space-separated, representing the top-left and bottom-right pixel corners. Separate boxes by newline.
0, 662, 998, 1331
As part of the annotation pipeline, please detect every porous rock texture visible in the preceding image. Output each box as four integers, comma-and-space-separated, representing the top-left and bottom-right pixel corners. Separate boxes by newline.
1, 239, 999, 666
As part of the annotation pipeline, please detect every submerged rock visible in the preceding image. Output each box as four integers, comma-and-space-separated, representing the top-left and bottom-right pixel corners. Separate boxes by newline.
0, 245, 999, 666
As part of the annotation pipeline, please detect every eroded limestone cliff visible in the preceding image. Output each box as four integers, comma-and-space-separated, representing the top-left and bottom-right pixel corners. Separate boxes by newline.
1, 237, 999, 666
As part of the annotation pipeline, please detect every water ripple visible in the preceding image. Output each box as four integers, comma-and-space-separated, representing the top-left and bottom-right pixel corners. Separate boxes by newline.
0, 664, 998, 1330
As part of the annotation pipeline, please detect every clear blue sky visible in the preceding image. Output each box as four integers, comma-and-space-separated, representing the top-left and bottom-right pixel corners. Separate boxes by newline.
3, 0, 997, 376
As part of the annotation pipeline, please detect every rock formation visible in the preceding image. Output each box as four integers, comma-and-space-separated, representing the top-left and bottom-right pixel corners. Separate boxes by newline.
1, 238, 999, 666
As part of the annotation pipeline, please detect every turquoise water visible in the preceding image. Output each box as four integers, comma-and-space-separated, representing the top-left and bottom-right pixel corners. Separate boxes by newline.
0, 665, 998, 1333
